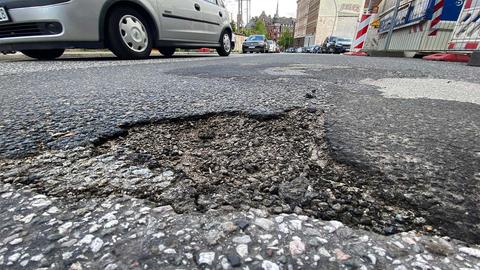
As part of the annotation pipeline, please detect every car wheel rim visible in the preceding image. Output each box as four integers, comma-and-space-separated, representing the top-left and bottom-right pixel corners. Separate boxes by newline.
223, 34, 231, 52
119, 15, 149, 53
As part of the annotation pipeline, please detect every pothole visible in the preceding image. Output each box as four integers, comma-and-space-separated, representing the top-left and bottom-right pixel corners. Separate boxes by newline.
96, 109, 424, 236
1, 109, 478, 243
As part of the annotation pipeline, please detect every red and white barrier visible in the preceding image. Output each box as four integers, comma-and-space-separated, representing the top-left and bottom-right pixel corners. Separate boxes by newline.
353, 14, 373, 50
448, 0, 480, 51
428, 0, 445, 36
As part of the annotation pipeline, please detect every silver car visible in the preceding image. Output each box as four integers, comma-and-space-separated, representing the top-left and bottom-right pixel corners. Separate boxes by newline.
0, 0, 233, 59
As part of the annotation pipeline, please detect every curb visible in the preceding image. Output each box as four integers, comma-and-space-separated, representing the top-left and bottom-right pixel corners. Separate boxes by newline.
468, 51, 480, 66
366, 51, 405, 57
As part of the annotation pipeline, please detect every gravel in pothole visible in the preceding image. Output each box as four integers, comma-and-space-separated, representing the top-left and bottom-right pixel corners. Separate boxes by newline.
98, 109, 422, 236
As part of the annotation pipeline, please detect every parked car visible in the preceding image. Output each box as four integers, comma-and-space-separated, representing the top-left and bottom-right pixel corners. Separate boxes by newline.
312, 45, 322, 54
296, 47, 306, 53
306, 45, 316, 53
267, 40, 280, 53
242, 35, 268, 53
320, 36, 353, 54
286, 47, 296, 53
0, 0, 234, 60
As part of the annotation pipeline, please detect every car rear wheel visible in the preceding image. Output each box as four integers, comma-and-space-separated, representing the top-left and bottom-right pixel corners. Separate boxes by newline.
216, 31, 231, 57
21, 49, 65, 60
159, 47, 175, 57
107, 7, 153, 60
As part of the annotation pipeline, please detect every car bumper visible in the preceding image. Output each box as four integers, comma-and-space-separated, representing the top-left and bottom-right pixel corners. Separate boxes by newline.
0, 0, 103, 50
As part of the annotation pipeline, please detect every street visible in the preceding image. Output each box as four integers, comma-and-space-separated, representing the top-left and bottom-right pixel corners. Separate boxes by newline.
1, 53, 480, 269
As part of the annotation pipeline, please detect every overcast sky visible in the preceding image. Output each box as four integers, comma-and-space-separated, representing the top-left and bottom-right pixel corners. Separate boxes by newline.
224, 0, 297, 20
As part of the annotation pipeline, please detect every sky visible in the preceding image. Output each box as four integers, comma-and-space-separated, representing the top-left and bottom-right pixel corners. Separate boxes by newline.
224, 0, 297, 21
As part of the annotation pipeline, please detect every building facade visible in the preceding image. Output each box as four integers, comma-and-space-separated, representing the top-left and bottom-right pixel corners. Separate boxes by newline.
294, 0, 364, 47
246, 11, 295, 42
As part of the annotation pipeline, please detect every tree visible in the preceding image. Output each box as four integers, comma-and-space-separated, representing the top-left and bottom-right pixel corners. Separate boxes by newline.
278, 29, 294, 49
230, 20, 237, 33
254, 20, 268, 36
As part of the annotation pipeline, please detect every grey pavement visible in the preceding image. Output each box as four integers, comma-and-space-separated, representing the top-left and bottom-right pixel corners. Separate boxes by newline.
0, 53, 479, 269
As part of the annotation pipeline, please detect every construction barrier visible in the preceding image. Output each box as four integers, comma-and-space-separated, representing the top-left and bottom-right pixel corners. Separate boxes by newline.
372, 0, 464, 53
353, 13, 374, 50
448, 0, 480, 51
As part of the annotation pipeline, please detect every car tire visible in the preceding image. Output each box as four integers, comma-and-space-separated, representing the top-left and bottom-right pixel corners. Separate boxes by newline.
107, 6, 153, 60
216, 31, 232, 57
159, 47, 175, 57
21, 49, 65, 60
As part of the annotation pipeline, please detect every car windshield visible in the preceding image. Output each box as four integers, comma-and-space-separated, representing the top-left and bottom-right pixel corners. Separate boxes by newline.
247, 35, 264, 41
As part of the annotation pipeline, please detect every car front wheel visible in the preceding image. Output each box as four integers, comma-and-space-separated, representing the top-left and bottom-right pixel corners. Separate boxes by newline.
107, 7, 153, 59
216, 31, 231, 57
21, 49, 65, 60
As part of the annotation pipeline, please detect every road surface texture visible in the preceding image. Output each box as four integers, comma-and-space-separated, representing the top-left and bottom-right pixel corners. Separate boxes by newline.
0, 53, 479, 269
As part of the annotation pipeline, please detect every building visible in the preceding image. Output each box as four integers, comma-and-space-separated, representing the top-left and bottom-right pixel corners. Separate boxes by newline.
245, 1, 295, 41
294, 0, 363, 47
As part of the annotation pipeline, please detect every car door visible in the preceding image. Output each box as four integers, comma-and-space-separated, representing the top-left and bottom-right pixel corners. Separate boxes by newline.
157, 0, 207, 42
201, 0, 223, 43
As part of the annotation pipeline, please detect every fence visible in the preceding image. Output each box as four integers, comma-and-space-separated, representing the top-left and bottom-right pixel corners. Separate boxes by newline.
354, 0, 480, 56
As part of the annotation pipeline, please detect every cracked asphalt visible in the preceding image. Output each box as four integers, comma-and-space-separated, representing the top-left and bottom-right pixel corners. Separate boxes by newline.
1, 53, 480, 269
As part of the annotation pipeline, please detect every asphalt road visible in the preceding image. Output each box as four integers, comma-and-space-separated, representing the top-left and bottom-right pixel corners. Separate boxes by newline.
1, 52, 480, 268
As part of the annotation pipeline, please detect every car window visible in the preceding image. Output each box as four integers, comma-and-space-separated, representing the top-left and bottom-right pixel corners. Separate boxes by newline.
217, 0, 225, 7
247, 36, 264, 41
204, 0, 217, 5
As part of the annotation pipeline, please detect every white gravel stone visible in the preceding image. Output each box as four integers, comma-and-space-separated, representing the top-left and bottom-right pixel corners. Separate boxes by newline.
319, 247, 331, 257
236, 244, 249, 258
47, 207, 60, 214
232, 235, 252, 244
78, 234, 95, 245
328, 221, 344, 230
278, 223, 289, 234
89, 224, 101, 233
90, 237, 104, 253
31, 198, 51, 208
104, 220, 119, 229
9, 238, 23, 245
289, 237, 306, 256
367, 254, 377, 265
255, 218, 274, 231
198, 252, 215, 266
459, 247, 480, 258
62, 252, 73, 260
164, 248, 176, 254
261, 260, 280, 270
31, 254, 43, 262
21, 213, 36, 223
8, 253, 20, 262
58, 222, 73, 234
289, 220, 302, 230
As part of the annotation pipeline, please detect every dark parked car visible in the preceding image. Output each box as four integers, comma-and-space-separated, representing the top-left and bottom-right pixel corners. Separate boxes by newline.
320, 36, 353, 54
312, 45, 322, 54
242, 35, 268, 53
306, 45, 317, 53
